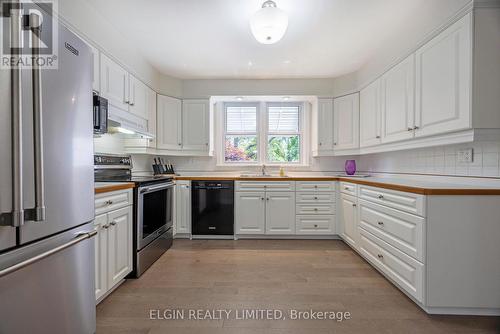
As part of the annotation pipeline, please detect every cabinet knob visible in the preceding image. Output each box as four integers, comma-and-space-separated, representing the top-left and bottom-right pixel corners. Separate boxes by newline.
106, 200, 113, 205
103, 224, 110, 229
314, 224, 318, 228
377, 254, 384, 259
344, 187, 349, 190
377, 221, 384, 226
110, 221, 117, 226
261, 197, 264, 200
377, 194, 384, 199
314, 196, 318, 200
407, 127, 413, 131
178, 143, 182, 146
314, 208, 318, 211
413, 126, 419, 130
334, 142, 337, 146
319, 142, 322, 146
352, 203, 357, 207
205, 143, 209, 146
376, 135, 380, 139
266, 198, 269, 201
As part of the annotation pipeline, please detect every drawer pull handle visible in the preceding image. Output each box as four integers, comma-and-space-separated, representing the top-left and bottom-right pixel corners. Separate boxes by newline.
314, 196, 318, 200
110, 221, 117, 226
377, 221, 384, 226
377, 194, 384, 199
344, 187, 349, 190
377, 254, 384, 259
314, 224, 318, 228
314, 208, 318, 211
103, 224, 110, 229
352, 203, 357, 207
106, 200, 114, 205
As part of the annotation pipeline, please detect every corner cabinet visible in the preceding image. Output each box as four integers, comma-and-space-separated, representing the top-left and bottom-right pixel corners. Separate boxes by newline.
157, 95, 182, 150
156, 96, 210, 155
414, 13, 472, 138
94, 189, 133, 303
334, 93, 359, 151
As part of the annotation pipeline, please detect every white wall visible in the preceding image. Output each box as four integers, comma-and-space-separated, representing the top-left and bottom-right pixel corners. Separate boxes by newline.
360, 141, 500, 178
181, 79, 336, 99
57, 0, 182, 97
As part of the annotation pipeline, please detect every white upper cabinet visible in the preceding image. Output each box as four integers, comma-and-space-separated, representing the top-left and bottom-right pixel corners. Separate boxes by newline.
157, 95, 182, 150
360, 80, 382, 147
334, 93, 360, 151
100, 53, 129, 111
317, 98, 334, 152
182, 99, 210, 151
415, 13, 472, 138
381, 54, 415, 144
128, 75, 150, 120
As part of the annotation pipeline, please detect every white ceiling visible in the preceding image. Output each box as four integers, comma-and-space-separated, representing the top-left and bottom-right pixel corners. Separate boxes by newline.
87, 0, 424, 79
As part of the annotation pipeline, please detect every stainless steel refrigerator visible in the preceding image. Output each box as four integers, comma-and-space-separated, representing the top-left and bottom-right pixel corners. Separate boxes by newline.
0, 4, 96, 334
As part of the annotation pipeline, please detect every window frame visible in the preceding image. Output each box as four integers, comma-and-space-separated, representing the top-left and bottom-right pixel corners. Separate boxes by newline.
219, 101, 308, 166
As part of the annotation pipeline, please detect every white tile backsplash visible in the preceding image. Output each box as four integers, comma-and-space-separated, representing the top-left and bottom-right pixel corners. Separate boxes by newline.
360, 141, 500, 178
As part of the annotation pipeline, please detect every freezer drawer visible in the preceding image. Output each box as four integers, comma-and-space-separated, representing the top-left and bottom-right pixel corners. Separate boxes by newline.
0, 222, 96, 334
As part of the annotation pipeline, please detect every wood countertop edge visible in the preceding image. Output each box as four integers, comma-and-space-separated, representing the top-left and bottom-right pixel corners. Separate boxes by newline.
95, 183, 135, 194
173, 176, 500, 195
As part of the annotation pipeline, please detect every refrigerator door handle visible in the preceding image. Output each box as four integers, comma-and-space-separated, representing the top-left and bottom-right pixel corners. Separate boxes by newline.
5, 5, 25, 227
0, 230, 97, 278
25, 13, 46, 222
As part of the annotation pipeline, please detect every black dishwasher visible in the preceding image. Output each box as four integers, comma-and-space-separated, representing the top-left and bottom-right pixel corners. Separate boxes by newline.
191, 181, 234, 236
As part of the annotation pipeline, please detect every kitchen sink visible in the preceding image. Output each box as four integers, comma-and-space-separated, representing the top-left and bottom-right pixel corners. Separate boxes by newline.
239, 174, 276, 178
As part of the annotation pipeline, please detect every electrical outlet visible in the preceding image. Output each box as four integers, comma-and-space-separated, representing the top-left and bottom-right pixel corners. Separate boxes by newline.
457, 148, 474, 163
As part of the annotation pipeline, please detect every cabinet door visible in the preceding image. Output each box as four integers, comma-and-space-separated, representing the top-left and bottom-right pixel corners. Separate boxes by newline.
94, 214, 108, 302
334, 93, 359, 150
89, 44, 100, 93
175, 182, 191, 234
265, 192, 296, 235
381, 55, 415, 143
415, 13, 471, 138
317, 98, 334, 151
340, 194, 358, 247
128, 75, 149, 120
107, 206, 133, 289
360, 80, 382, 147
100, 54, 129, 111
157, 95, 182, 150
182, 99, 210, 151
235, 192, 265, 234
146, 89, 157, 148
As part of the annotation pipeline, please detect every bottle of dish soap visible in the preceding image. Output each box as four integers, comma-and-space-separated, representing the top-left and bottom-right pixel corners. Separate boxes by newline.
279, 166, 285, 177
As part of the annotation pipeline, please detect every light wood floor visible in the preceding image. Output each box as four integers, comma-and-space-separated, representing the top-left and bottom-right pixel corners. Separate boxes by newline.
96, 240, 500, 334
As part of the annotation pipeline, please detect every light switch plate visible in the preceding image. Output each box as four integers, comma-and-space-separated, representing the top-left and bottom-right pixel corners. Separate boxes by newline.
457, 148, 473, 163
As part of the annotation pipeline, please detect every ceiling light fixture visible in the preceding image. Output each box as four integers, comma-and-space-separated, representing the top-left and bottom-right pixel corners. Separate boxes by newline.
250, 0, 288, 45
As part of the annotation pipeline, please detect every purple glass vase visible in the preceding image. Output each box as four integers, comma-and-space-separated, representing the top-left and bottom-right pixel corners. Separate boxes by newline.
345, 160, 356, 175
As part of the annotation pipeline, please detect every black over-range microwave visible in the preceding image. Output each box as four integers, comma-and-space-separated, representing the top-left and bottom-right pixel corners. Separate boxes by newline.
93, 93, 108, 134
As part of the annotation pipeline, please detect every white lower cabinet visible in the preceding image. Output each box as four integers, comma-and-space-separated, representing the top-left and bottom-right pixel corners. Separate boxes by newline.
265, 192, 296, 234
94, 189, 133, 303
339, 193, 358, 248
235, 192, 266, 234
235, 181, 335, 236
175, 181, 191, 235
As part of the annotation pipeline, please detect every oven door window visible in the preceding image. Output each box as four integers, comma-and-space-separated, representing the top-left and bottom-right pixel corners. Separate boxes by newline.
141, 187, 173, 239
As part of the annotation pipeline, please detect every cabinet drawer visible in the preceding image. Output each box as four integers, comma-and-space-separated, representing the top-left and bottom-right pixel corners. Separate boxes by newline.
296, 181, 335, 192
235, 181, 295, 192
359, 199, 425, 261
339, 182, 357, 196
296, 203, 335, 215
296, 215, 335, 235
95, 189, 133, 215
359, 229, 424, 303
296, 192, 335, 204
358, 185, 425, 216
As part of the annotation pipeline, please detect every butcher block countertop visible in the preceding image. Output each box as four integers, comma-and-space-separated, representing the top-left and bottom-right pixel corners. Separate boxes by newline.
174, 175, 500, 195
94, 182, 135, 194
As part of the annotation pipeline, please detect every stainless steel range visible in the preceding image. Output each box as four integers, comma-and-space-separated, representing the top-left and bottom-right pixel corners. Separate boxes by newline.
94, 154, 174, 277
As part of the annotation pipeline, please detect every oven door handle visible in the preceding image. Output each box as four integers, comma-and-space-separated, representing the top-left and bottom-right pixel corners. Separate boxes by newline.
140, 182, 175, 194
